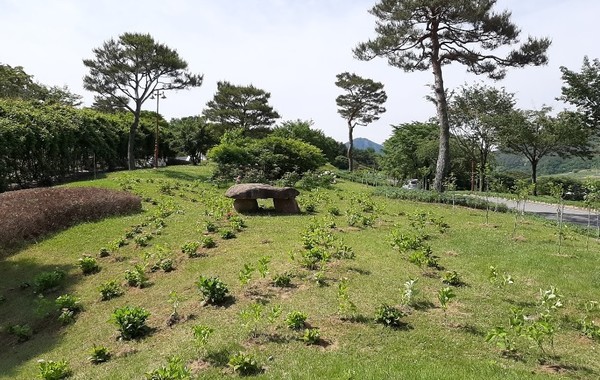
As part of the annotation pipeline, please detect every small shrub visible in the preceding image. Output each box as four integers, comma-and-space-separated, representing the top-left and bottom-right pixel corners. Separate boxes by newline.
256, 256, 270, 278
374, 304, 405, 328
239, 264, 255, 286
192, 324, 214, 348
285, 311, 307, 330
111, 305, 151, 340
579, 317, 600, 341
328, 206, 341, 216
134, 234, 151, 247
272, 272, 292, 288
88, 345, 111, 364
0, 187, 141, 247
228, 352, 261, 376
220, 229, 236, 240
37, 359, 72, 380
55, 294, 82, 324
204, 220, 218, 233
125, 265, 149, 288
301, 328, 321, 345
7, 324, 33, 342
78, 256, 100, 275
145, 356, 191, 380
98, 280, 124, 301
304, 201, 317, 213
98, 247, 111, 257
181, 241, 200, 257
152, 258, 175, 273
33, 270, 66, 294
200, 236, 216, 249
195, 276, 229, 305
442, 271, 462, 286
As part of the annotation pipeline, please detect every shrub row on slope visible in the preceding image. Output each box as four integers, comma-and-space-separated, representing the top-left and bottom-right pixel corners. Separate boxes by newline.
0, 187, 141, 247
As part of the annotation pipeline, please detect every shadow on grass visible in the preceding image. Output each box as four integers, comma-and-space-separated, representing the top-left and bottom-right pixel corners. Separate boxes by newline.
0, 260, 81, 378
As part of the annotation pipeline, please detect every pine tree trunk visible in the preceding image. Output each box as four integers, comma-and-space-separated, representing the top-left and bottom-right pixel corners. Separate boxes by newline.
432, 59, 450, 192
128, 107, 141, 170
347, 122, 354, 172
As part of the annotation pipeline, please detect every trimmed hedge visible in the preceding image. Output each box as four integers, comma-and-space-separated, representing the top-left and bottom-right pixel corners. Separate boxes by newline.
0, 99, 169, 191
0, 187, 141, 247
374, 187, 509, 213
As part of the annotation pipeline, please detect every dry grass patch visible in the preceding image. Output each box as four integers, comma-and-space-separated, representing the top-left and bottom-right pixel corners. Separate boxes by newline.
0, 187, 141, 247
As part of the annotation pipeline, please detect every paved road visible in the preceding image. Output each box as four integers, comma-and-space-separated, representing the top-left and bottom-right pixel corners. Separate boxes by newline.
483, 196, 595, 227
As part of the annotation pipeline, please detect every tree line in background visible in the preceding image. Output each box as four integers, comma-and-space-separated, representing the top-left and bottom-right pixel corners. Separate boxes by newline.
2, 0, 600, 195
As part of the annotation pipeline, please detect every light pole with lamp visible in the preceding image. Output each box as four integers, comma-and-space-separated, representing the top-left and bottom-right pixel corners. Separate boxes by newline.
150, 88, 166, 169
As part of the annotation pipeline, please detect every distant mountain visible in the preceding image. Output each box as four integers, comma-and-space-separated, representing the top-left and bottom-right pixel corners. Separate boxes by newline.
347, 138, 383, 153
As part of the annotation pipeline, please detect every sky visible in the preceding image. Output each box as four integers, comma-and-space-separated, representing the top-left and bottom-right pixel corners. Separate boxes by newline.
1, 0, 599, 144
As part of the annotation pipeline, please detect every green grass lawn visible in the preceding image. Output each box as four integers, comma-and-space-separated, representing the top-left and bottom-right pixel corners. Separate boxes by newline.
1, 165, 600, 379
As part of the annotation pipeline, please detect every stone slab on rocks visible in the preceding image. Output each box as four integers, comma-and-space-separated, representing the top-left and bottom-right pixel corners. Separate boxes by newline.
225, 183, 300, 214
225, 183, 299, 200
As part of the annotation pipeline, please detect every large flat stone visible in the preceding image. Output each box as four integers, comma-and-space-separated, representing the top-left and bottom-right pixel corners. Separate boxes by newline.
225, 183, 299, 200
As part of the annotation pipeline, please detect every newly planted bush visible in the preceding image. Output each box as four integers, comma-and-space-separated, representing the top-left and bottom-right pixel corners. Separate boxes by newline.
301, 328, 321, 345
337, 278, 358, 320
125, 265, 149, 288
228, 352, 261, 376
98, 280, 124, 301
238, 264, 255, 286
78, 256, 100, 275
192, 324, 214, 348
220, 229, 236, 240
111, 305, 151, 340
256, 256, 271, 278
272, 272, 292, 288
195, 276, 229, 305
203, 220, 218, 233
88, 345, 111, 364
145, 356, 191, 380
400, 278, 419, 306
55, 294, 82, 325
7, 324, 33, 342
442, 271, 462, 286
374, 304, 405, 328
38, 359, 72, 380
180, 241, 200, 258
200, 236, 216, 249
33, 270, 66, 294
285, 311, 307, 330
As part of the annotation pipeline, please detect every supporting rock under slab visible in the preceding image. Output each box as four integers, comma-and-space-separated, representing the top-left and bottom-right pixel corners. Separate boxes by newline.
233, 199, 259, 213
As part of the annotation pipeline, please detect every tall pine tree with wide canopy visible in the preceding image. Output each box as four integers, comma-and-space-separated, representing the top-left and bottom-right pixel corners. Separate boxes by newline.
354, 0, 551, 191
83, 33, 203, 170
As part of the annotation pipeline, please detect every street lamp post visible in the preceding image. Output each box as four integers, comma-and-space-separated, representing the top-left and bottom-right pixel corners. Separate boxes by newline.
150, 89, 166, 169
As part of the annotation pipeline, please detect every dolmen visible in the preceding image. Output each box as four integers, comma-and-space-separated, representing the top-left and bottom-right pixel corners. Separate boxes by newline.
225, 183, 300, 214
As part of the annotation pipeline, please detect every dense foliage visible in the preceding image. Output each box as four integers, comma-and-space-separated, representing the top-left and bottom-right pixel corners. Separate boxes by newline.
0, 100, 165, 191
208, 136, 326, 182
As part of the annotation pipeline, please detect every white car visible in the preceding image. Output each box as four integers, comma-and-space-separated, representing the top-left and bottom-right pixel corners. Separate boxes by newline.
402, 179, 420, 190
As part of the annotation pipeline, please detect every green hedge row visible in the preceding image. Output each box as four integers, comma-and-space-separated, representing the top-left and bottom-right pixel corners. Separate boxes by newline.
374, 187, 509, 213
0, 100, 164, 191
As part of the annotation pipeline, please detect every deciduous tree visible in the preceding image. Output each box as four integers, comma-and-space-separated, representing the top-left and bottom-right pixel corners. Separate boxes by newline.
560, 56, 600, 129
83, 32, 203, 170
449, 83, 515, 191
354, 0, 551, 191
272, 119, 344, 163
169, 116, 218, 165
496, 108, 592, 195
335, 72, 387, 171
